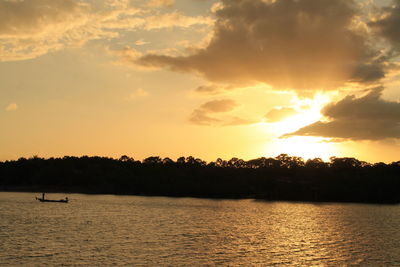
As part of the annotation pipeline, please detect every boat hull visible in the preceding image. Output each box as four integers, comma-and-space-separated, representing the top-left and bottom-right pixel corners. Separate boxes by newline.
36, 197, 68, 203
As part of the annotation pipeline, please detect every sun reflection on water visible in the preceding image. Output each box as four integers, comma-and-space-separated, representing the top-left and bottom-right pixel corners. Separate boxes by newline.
1, 193, 400, 266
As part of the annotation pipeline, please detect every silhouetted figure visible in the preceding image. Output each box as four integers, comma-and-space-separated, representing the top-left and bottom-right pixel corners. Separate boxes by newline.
42, 193, 45, 200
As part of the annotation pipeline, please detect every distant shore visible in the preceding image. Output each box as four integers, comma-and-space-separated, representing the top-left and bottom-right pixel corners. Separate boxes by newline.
1, 155, 399, 204
2, 185, 399, 205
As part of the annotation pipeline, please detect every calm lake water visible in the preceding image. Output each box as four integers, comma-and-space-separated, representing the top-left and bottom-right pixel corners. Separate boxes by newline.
0, 192, 399, 266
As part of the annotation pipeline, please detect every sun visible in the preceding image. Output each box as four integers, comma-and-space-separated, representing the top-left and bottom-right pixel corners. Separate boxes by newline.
262, 93, 338, 161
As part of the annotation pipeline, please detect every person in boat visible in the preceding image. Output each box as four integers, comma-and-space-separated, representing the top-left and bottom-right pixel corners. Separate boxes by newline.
65, 197, 68, 202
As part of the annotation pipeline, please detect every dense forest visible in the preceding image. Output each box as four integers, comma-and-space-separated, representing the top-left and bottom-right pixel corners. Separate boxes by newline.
1, 155, 399, 204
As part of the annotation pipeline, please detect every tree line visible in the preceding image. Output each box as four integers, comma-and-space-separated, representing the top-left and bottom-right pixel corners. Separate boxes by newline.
0, 154, 399, 203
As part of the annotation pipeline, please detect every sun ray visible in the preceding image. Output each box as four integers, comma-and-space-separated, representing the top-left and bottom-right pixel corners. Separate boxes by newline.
262, 92, 338, 160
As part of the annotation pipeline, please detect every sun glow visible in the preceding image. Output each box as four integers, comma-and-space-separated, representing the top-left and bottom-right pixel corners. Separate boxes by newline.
267, 93, 331, 133
263, 93, 338, 160
266, 136, 338, 161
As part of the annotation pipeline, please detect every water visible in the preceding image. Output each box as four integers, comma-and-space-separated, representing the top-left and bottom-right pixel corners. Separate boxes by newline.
0, 192, 399, 266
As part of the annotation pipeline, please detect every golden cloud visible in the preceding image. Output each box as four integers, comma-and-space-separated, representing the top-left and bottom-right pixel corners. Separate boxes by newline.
0, 0, 212, 61
189, 99, 253, 126
135, 0, 386, 90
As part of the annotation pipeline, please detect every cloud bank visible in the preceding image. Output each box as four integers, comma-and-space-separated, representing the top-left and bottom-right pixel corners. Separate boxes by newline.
136, 0, 386, 90
285, 87, 400, 140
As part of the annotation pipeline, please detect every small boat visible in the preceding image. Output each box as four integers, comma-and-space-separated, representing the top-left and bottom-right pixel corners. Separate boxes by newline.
36, 197, 68, 203
35, 193, 68, 203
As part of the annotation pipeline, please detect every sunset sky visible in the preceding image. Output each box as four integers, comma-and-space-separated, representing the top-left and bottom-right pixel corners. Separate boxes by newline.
1, 0, 399, 163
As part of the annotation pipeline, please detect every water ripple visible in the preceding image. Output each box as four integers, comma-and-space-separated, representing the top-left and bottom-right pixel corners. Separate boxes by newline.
1, 193, 399, 266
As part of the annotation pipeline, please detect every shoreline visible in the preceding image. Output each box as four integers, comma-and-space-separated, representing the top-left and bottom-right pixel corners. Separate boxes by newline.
2, 187, 399, 205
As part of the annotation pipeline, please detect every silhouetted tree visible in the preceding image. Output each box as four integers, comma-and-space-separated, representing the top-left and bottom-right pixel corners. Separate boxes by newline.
119, 155, 133, 162
0, 155, 399, 203
143, 156, 162, 165
162, 157, 174, 165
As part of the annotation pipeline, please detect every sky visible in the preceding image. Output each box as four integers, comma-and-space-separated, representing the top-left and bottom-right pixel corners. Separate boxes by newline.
0, 0, 399, 163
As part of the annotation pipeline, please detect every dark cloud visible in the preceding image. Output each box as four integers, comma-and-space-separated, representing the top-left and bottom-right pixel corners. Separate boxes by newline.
369, 0, 400, 51
265, 107, 298, 122
136, 0, 385, 90
284, 87, 400, 140
350, 60, 386, 83
189, 99, 252, 126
